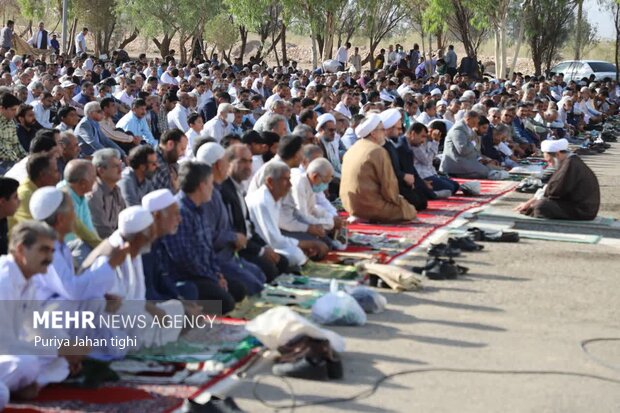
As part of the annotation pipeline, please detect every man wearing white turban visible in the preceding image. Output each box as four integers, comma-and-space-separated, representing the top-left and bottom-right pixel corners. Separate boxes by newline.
515, 138, 600, 220
339, 114, 417, 222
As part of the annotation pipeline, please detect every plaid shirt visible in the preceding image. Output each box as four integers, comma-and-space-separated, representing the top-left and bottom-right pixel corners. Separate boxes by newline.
163, 192, 220, 282
151, 148, 179, 193
157, 106, 169, 135
0, 116, 26, 162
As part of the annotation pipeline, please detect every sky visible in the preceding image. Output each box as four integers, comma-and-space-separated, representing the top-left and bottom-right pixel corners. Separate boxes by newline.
586, 0, 616, 40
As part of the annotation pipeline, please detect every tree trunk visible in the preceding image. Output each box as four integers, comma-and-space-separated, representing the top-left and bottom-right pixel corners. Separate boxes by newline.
494, 30, 500, 79
311, 31, 318, 69
238, 26, 248, 63
95, 31, 102, 56
499, 19, 507, 79
118, 28, 139, 50
509, 6, 526, 79
574, 0, 583, 60
68, 18, 78, 56
616, 3, 620, 83
317, 33, 324, 60
152, 32, 173, 58
19, 20, 32, 37
280, 23, 287, 65
323, 12, 335, 60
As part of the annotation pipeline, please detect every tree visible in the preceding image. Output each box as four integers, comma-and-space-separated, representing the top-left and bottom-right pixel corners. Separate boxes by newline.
524, 0, 575, 75
574, 0, 584, 60
570, 11, 598, 59
360, 0, 408, 69
424, 0, 489, 66
74, 0, 117, 55
600, 0, 620, 81
469, 0, 512, 78
204, 13, 239, 64
224, 0, 281, 62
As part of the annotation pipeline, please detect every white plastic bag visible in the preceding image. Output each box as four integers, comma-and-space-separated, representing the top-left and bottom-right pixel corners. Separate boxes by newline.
246, 306, 345, 352
348, 286, 387, 314
311, 280, 367, 326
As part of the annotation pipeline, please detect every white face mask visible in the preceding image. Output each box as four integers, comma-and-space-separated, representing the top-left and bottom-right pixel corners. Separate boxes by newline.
226, 113, 235, 123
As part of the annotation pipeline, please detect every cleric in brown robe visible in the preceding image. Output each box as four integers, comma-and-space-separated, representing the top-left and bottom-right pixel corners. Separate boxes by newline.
339, 114, 417, 223
515, 138, 600, 220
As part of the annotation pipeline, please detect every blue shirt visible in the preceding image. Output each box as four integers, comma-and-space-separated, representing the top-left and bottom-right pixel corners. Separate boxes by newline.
202, 186, 238, 261
116, 112, 156, 146
162, 192, 219, 282
57, 182, 96, 242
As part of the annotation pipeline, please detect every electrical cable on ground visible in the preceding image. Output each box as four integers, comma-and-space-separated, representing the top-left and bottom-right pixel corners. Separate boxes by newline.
249, 337, 620, 412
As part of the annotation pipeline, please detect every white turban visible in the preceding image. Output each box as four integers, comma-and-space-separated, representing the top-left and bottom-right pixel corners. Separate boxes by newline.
30, 187, 64, 221
541, 138, 569, 153
317, 113, 336, 130
430, 88, 442, 96
355, 114, 382, 139
379, 108, 402, 129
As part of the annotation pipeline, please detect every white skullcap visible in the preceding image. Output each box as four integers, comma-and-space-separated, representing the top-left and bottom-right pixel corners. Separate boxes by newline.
449, 85, 460, 91
61, 80, 76, 88
334, 106, 351, 119
436, 99, 448, 107
430, 88, 442, 96
541, 138, 569, 153
317, 113, 336, 130
474, 82, 483, 88
197, 142, 226, 166
30, 187, 64, 221
355, 114, 383, 139
142, 189, 177, 213
118, 206, 154, 236
379, 108, 402, 129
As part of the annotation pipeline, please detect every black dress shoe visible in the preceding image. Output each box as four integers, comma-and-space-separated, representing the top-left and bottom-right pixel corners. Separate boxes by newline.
182, 396, 245, 413
427, 243, 461, 258
272, 356, 329, 380
412, 257, 441, 274
448, 237, 484, 252
423, 259, 459, 280
467, 228, 519, 243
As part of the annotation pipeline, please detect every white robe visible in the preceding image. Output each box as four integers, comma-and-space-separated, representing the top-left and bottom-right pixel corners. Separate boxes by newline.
246, 185, 307, 267
94, 231, 184, 349
290, 170, 334, 230
0, 256, 70, 401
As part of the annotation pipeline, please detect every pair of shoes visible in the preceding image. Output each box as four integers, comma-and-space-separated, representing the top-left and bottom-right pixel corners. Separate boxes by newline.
448, 236, 484, 252
182, 395, 244, 413
368, 274, 390, 289
427, 243, 461, 258
516, 177, 543, 194
467, 227, 520, 242
422, 257, 468, 280
272, 354, 343, 380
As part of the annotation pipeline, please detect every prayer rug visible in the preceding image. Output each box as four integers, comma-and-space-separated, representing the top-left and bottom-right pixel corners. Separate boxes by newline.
344, 179, 518, 263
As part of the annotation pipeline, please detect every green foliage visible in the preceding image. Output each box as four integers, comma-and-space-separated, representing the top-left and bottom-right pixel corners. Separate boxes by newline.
204, 13, 238, 53
15, 0, 48, 20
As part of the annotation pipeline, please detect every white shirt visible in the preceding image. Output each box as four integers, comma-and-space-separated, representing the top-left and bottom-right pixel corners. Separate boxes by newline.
82, 57, 94, 71
416, 112, 437, 126
167, 103, 190, 131
115, 90, 134, 107
4, 156, 28, 182
31, 101, 53, 128
28, 30, 51, 49
34, 240, 115, 301
291, 170, 335, 229
334, 102, 352, 119
160, 71, 178, 86
246, 185, 307, 266
335, 46, 348, 63
202, 116, 231, 143
263, 93, 282, 110
247, 155, 281, 195
75, 32, 86, 54
183, 128, 200, 160
412, 140, 439, 179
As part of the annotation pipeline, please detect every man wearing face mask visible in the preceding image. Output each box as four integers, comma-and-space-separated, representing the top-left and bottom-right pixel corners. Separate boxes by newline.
340, 114, 417, 222
202, 102, 234, 144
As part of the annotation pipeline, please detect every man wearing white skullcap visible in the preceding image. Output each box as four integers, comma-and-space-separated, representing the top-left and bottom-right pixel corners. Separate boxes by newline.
201, 142, 268, 296
340, 114, 417, 222
29, 186, 126, 301
315, 113, 342, 189
88, 205, 186, 349
516, 138, 600, 220
141, 189, 198, 301
381, 109, 428, 211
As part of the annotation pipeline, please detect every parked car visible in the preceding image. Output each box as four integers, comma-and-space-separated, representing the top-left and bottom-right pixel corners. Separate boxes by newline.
548, 60, 617, 83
